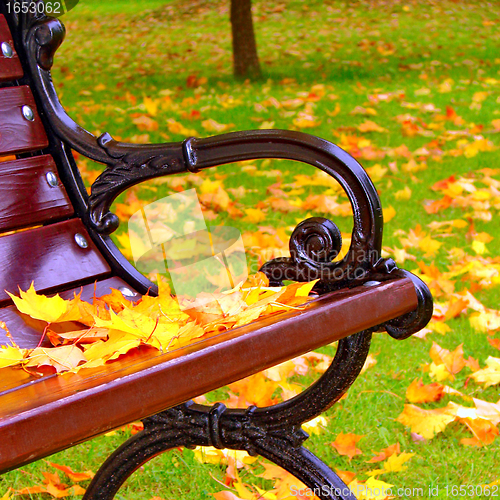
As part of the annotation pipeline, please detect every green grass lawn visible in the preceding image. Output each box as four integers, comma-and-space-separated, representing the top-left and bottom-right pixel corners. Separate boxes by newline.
2, 0, 500, 498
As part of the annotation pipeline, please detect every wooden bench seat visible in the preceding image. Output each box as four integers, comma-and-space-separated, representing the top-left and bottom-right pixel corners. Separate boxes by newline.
0, 277, 417, 475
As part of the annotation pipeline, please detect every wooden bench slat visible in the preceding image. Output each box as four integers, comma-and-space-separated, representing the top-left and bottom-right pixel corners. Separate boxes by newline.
0, 86, 49, 155
0, 277, 417, 473
0, 15, 23, 82
0, 219, 111, 305
0, 155, 74, 232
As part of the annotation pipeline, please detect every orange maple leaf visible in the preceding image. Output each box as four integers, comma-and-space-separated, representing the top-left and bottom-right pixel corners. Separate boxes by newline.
430, 342, 467, 375
460, 417, 499, 447
406, 378, 444, 403
330, 432, 364, 459
366, 443, 400, 463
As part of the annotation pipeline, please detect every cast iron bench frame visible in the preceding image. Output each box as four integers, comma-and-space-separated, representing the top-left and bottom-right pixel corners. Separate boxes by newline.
0, 2, 433, 499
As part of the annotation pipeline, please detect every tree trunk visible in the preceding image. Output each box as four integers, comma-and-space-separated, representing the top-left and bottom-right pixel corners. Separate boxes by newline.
230, 0, 262, 80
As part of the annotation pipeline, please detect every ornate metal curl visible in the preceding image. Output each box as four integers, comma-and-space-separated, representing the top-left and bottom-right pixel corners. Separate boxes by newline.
83, 330, 371, 500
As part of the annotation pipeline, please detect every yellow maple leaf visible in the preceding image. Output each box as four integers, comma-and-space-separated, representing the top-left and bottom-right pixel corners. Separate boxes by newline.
382, 452, 415, 472
302, 416, 328, 436
429, 342, 466, 376
383, 205, 396, 223
243, 208, 267, 224
0, 345, 26, 369
82, 331, 141, 364
469, 310, 500, 332
418, 234, 442, 257
0, 489, 12, 500
365, 164, 387, 183
349, 477, 394, 500
470, 357, 500, 387
473, 398, 500, 425
429, 362, 453, 382
397, 403, 457, 439
395, 186, 412, 201
7, 283, 76, 323
143, 96, 159, 116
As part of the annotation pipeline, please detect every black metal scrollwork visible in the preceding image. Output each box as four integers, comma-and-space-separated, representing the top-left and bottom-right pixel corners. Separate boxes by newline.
83, 330, 371, 500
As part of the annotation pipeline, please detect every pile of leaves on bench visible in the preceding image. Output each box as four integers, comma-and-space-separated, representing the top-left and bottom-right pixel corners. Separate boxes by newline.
0, 273, 317, 375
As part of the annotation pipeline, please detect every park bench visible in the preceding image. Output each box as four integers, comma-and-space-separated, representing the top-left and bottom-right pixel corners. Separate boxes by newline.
0, 2, 433, 499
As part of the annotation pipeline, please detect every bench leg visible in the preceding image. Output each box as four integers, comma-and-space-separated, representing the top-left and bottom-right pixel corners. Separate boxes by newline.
83, 330, 371, 500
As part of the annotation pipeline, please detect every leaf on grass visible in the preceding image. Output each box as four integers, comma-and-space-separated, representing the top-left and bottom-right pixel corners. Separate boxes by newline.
15, 465, 88, 497
396, 403, 456, 439
330, 432, 364, 459
366, 443, 400, 463
406, 378, 444, 403
357, 120, 387, 133
473, 398, 500, 425
383, 205, 396, 223
470, 357, 500, 387
257, 462, 314, 500
46, 462, 95, 482
335, 469, 356, 486
360, 353, 377, 374
228, 373, 279, 407
460, 417, 499, 447
302, 416, 328, 436
367, 452, 415, 476
349, 477, 393, 500
429, 342, 467, 378
488, 338, 500, 351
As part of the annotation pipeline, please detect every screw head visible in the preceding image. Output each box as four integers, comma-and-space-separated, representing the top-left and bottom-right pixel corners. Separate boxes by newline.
1, 42, 13, 58
118, 286, 136, 298
74, 233, 88, 249
22, 105, 34, 121
363, 280, 381, 287
46, 172, 58, 187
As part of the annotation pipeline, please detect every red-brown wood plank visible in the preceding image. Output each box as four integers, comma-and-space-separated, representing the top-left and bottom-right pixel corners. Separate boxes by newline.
0, 155, 74, 232
0, 277, 417, 473
0, 219, 111, 305
0, 15, 23, 82
0, 86, 49, 155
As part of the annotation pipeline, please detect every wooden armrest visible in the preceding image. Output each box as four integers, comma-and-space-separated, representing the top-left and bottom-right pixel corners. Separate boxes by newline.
0, 276, 416, 474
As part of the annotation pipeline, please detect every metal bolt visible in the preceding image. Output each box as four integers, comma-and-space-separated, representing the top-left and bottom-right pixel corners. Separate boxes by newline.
363, 280, 381, 287
46, 172, 58, 187
22, 105, 34, 121
118, 286, 136, 298
1, 42, 13, 58
74, 233, 88, 249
